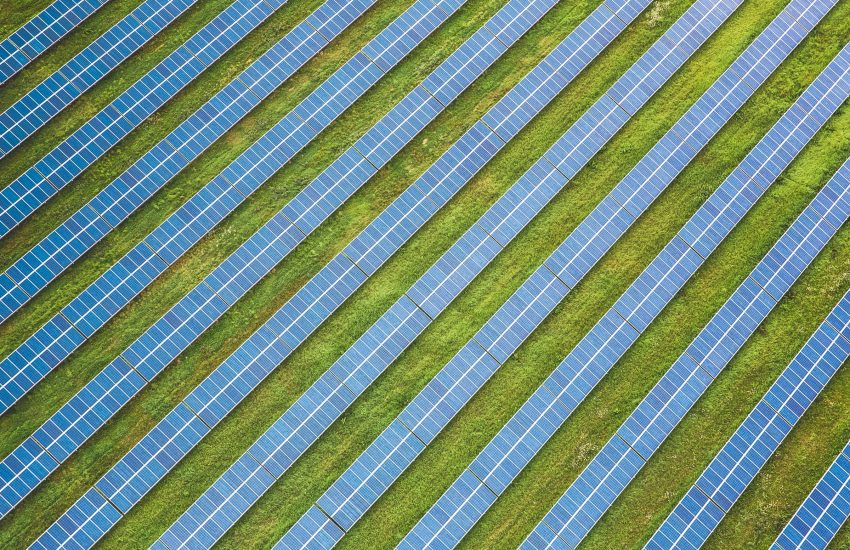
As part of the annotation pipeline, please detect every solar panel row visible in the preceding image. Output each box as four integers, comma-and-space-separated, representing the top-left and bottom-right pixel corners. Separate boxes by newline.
3, 0, 844, 547
521, 44, 850, 550
0, 0, 198, 157
0, 0, 550, 523
400, 2, 835, 547
29, 0, 528, 545
772, 439, 850, 550
0, 0, 458, 414
0, 0, 110, 85
648, 248, 850, 550
0, 0, 292, 240
0, 0, 372, 413
0, 0, 370, 519
153, 1, 648, 547
274, 0, 744, 547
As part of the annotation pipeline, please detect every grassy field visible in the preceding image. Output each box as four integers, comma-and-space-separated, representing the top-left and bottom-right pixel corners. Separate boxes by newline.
0, 0, 849, 548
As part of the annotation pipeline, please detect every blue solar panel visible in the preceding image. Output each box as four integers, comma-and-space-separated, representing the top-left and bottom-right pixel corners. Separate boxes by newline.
750, 207, 834, 300
685, 278, 777, 378
546, 194, 636, 288
469, 384, 571, 494
0, 0, 395, 410
417, 120, 505, 208
96, 404, 210, 513
274, 505, 345, 550
308, 0, 372, 39
476, 265, 570, 363
127, 283, 231, 380
407, 224, 502, 318
401, 341, 500, 443
543, 308, 639, 407
772, 441, 850, 550
612, 237, 703, 332
295, 53, 384, 134
354, 85, 443, 169
477, 161, 568, 246
543, 94, 631, 179
0, 40, 27, 86
483, 5, 626, 142
541, 435, 645, 548
522, 42, 850, 550
423, 24, 508, 106
30, 0, 525, 540
399, 469, 497, 550
153, 0, 642, 544
278, 0, 750, 545
403, 3, 840, 547
6, 204, 112, 296
0, 437, 59, 516
330, 296, 432, 396
618, 353, 714, 456
697, 399, 794, 512
648, 193, 850, 548
0, 1, 351, 316
646, 486, 725, 550
0, 0, 196, 157
316, 419, 425, 529
154, 453, 277, 548
343, 181, 441, 276
0, 0, 111, 84
251, 371, 358, 477
611, 133, 696, 218
361, 0, 451, 72
205, 216, 306, 305
36, 357, 146, 459
0, 314, 86, 410
63, 242, 170, 336
29, 488, 121, 550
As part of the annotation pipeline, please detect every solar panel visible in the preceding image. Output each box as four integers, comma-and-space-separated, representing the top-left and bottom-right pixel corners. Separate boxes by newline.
27, 0, 546, 544
0, 0, 455, 412
0, 0, 111, 85
0, 0, 196, 157
645, 167, 850, 550
0, 1, 345, 318
274, 0, 742, 546
30, 488, 121, 549
0, 0, 291, 239
400, 2, 839, 547
3, 0, 548, 476
521, 43, 850, 550
144, 1, 650, 547
772, 440, 850, 550
0, 5, 531, 513
0, 0, 462, 519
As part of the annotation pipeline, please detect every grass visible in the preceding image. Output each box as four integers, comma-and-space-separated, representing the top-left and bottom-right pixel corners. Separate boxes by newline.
0, 0, 849, 548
